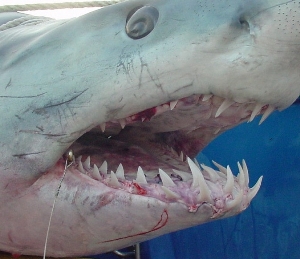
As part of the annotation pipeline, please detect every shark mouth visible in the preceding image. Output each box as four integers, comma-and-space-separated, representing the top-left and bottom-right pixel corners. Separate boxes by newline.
63, 94, 267, 215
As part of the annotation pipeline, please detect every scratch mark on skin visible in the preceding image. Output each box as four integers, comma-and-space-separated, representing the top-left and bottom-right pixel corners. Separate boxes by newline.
0, 92, 46, 98
5, 78, 12, 89
101, 209, 168, 243
138, 53, 163, 92
19, 129, 67, 137
36, 88, 89, 110
13, 151, 46, 158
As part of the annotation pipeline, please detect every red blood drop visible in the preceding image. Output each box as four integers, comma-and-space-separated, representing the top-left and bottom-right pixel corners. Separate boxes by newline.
133, 182, 147, 195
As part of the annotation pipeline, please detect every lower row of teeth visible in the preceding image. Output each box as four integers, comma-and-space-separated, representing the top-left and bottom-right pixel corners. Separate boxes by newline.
69, 154, 262, 211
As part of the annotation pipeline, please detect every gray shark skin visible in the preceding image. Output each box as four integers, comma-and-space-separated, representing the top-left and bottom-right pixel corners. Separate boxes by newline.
0, 0, 299, 257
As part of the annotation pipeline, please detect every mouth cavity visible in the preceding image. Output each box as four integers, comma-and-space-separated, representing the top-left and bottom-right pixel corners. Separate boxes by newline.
60, 94, 269, 214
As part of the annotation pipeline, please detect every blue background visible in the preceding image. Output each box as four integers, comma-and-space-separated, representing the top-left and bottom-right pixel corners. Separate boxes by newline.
95, 101, 300, 259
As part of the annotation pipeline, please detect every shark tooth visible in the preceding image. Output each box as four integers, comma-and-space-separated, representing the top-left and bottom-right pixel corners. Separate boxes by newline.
200, 164, 217, 182
78, 160, 85, 174
109, 171, 122, 188
237, 162, 245, 187
259, 105, 275, 125
136, 166, 148, 184
248, 103, 264, 122
100, 123, 106, 132
248, 176, 263, 201
161, 186, 180, 199
170, 147, 177, 156
116, 163, 125, 179
202, 94, 212, 102
77, 155, 82, 163
187, 158, 211, 202
242, 160, 249, 186
214, 128, 222, 135
193, 158, 201, 169
170, 100, 178, 110
215, 99, 235, 117
226, 188, 244, 210
83, 156, 90, 170
159, 169, 176, 187
91, 164, 102, 181
179, 151, 184, 162
99, 161, 108, 175
188, 157, 203, 188
223, 165, 234, 194
119, 119, 126, 129
212, 160, 227, 174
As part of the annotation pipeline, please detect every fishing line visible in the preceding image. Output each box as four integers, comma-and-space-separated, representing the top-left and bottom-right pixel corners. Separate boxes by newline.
43, 151, 74, 259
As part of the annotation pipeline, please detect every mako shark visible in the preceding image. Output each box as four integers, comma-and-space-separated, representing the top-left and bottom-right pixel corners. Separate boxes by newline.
0, 0, 299, 257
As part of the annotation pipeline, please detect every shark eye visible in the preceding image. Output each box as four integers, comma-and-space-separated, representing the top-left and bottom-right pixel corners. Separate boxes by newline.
126, 6, 159, 39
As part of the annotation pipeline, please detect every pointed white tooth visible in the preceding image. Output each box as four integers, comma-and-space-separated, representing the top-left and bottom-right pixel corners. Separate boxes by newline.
159, 169, 176, 187
136, 166, 148, 184
201, 164, 217, 181
77, 155, 82, 162
248, 176, 263, 201
172, 169, 192, 181
91, 164, 102, 180
100, 123, 106, 132
249, 103, 264, 122
215, 99, 235, 118
170, 147, 177, 156
193, 158, 201, 168
116, 163, 125, 179
161, 186, 180, 199
187, 158, 212, 202
237, 162, 245, 187
119, 119, 126, 129
212, 160, 227, 174
109, 171, 121, 187
78, 160, 85, 174
242, 160, 249, 186
259, 105, 275, 125
188, 157, 203, 188
223, 166, 234, 194
187, 157, 203, 189
170, 100, 179, 110
214, 128, 222, 135
99, 161, 108, 175
179, 151, 184, 162
226, 188, 244, 210
202, 94, 212, 102
83, 156, 90, 170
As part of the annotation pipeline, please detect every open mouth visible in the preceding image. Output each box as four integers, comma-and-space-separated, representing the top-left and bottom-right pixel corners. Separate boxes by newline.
62, 94, 266, 214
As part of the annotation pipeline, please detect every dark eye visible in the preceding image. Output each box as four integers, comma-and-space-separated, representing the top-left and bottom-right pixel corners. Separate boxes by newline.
125, 6, 159, 40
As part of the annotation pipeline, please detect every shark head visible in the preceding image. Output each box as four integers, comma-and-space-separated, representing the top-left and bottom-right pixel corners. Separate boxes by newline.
0, 0, 299, 257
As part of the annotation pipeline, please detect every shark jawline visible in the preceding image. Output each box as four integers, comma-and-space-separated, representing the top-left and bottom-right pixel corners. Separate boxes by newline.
56, 93, 265, 212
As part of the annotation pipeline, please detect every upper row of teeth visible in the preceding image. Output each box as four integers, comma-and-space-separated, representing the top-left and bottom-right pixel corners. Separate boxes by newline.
99, 94, 276, 133
74, 154, 262, 207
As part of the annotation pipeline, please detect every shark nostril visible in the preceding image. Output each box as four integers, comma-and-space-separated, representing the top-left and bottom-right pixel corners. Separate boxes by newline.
239, 16, 250, 31
125, 6, 159, 40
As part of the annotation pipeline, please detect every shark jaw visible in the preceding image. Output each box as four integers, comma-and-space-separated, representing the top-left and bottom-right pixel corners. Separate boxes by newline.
54, 93, 265, 216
